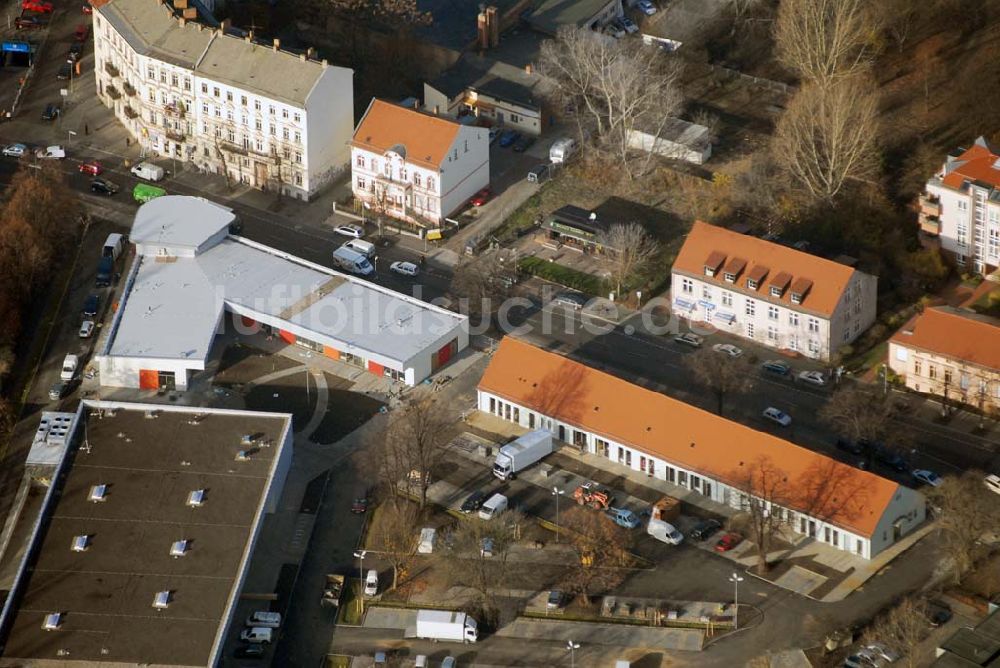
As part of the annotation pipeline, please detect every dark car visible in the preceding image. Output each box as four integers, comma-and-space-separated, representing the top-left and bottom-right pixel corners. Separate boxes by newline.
351, 493, 369, 514
689, 518, 722, 541
498, 129, 520, 148
460, 489, 487, 514
90, 177, 119, 196
41, 103, 60, 121
527, 164, 549, 183
57, 61, 72, 80
552, 291, 588, 310
82, 293, 99, 317
48, 381, 69, 401
874, 445, 907, 472
927, 600, 953, 627
546, 589, 564, 610
228, 219, 244, 234
15, 15, 47, 28
512, 134, 536, 153
68, 42, 83, 61
234, 643, 265, 659
761, 360, 791, 376
835, 437, 865, 455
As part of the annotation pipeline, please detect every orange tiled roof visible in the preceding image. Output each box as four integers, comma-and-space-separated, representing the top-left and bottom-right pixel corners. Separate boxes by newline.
891, 307, 1000, 372
479, 337, 903, 538
351, 99, 462, 169
673, 221, 857, 317
940, 141, 1000, 191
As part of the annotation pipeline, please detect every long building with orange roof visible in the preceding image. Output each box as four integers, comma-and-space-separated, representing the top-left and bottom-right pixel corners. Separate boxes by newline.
477, 337, 926, 559
920, 136, 1000, 275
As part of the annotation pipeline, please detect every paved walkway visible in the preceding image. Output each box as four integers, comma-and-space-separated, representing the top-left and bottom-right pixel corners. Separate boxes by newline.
497, 617, 704, 651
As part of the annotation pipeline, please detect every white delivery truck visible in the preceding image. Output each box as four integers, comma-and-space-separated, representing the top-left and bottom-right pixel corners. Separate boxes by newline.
414, 609, 478, 643
549, 137, 576, 164
130, 161, 165, 181
492, 429, 554, 480
332, 246, 375, 276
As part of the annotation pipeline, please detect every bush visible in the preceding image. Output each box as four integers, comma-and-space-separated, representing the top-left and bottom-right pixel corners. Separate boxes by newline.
519, 257, 606, 296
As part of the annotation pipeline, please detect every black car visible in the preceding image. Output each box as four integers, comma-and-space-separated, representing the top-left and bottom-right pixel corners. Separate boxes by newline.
233, 643, 265, 659
41, 103, 60, 121
874, 445, 907, 472
68, 42, 84, 61
527, 163, 549, 183
689, 518, 722, 541
835, 437, 865, 455
512, 135, 536, 153
57, 61, 72, 80
460, 489, 487, 513
90, 177, 119, 196
82, 293, 99, 317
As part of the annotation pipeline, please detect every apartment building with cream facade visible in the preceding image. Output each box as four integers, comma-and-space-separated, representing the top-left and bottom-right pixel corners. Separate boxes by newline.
93, 0, 354, 200
671, 222, 878, 362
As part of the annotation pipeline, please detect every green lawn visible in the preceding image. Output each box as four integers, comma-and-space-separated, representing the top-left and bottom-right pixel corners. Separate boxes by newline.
519, 256, 607, 295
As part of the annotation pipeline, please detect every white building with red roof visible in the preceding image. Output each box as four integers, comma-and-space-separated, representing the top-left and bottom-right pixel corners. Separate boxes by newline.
920, 136, 1000, 275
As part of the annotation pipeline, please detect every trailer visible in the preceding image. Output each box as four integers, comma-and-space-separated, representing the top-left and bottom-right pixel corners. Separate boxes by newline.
492, 429, 553, 480
413, 609, 478, 643
321, 574, 344, 607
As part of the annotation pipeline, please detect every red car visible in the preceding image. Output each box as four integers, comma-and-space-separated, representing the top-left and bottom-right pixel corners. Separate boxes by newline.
23, 0, 54, 12
79, 161, 103, 176
714, 532, 743, 552
74, 23, 90, 41
350, 496, 369, 514
81, 2, 93, 12
470, 188, 491, 207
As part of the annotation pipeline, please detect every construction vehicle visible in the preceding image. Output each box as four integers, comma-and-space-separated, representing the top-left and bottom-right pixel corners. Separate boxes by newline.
321, 574, 344, 607
572, 482, 614, 510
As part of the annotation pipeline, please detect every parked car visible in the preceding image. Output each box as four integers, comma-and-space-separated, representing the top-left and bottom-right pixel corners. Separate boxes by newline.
512, 134, 535, 152
460, 489, 488, 514
74, 23, 90, 41
498, 129, 520, 147
488, 127, 500, 145
985, 474, 1000, 496
36, 145, 65, 159
48, 381, 70, 401
91, 177, 119, 196
843, 655, 867, 668
480, 537, 494, 558
57, 61, 72, 80
333, 224, 364, 238
864, 642, 901, 663
389, 261, 419, 277
547, 589, 564, 610
835, 437, 865, 455
763, 407, 792, 427
620, 15, 639, 33
363, 569, 378, 596
78, 321, 95, 338
233, 643, 265, 659
82, 293, 99, 316
3, 143, 27, 157
470, 188, 491, 207
927, 600, 953, 627
874, 445, 907, 472
441, 658, 456, 668
761, 360, 791, 376
637, 0, 657, 14
15, 15, 47, 29
60, 354, 79, 381
41, 103, 60, 121
673, 332, 704, 348
689, 518, 722, 541
351, 494, 369, 514
912, 469, 942, 487
712, 343, 742, 357
606, 507, 641, 529
527, 164, 550, 183
79, 160, 103, 176
23, 0, 53, 12
797, 370, 826, 386
603, 22, 625, 38
715, 532, 743, 552
552, 291, 588, 310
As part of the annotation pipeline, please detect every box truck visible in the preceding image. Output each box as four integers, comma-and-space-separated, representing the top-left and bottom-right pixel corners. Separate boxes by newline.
332, 246, 375, 276
414, 609, 478, 643
492, 429, 553, 480
647, 496, 684, 545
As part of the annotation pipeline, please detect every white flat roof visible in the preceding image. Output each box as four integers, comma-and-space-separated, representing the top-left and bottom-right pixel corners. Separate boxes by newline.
131, 195, 235, 251
107, 237, 466, 366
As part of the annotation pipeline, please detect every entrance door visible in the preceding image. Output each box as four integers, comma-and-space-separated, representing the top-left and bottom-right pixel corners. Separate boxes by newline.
158, 371, 176, 391
558, 425, 566, 442
808, 520, 817, 538
255, 162, 269, 186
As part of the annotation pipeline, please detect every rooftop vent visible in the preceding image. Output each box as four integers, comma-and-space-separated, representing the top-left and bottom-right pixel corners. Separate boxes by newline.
144, 410, 160, 419
88, 484, 108, 502
42, 613, 62, 631
187, 489, 205, 507
71, 535, 90, 552
241, 433, 256, 446
235, 450, 250, 461
152, 590, 171, 610
187, 414, 206, 425
170, 539, 189, 557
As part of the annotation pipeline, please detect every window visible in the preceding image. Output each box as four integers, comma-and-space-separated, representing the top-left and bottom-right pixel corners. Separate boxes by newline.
746, 323, 755, 338
958, 199, 969, 211
226, 91, 233, 102
427, 176, 435, 190
770, 286, 783, 298
270, 125, 275, 136
788, 312, 799, 326
214, 106, 221, 117
213, 86, 220, 97
227, 129, 235, 142
201, 103, 208, 114
807, 317, 819, 333
295, 173, 302, 186
294, 112, 301, 122
510, 113, 521, 122
357, 177, 366, 190
767, 305, 779, 321
747, 278, 758, 290
356, 155, 365, 168
159, 71, 166, 83
241, 95, 247, 106
929, 365, 937, 380
745, 299, 755, 316
914, 359, 921, 375
227, 110, 233, 122
767, 326, 778, 341
702, 286, 712, 300
171, 73, 178, 87
681, 278, 694, 294
269, 105, 275, 115
201, 82, 207, 93
183, 77, 191, 91
282, 128, 289, 141
282, 109, 289, 119
791, 292, 802, 305
723, 272, 735, 283
721, 291, 732, 307
295, 151, 302, 164
294, 131, 301, 144
255, 140, 264, 152
414, 173, 421, 187
255, 100, 261, 111
808, 339, 820, 355
944, 369, 953, 385
254, 119, 261, 131
957, 221, 968, 247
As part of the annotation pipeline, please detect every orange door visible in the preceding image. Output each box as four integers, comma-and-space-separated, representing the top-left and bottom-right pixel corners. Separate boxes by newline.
278, 329, 296, 344
324, 345, 340, 360
368, 360, 384, 376
139, 369, 159, 389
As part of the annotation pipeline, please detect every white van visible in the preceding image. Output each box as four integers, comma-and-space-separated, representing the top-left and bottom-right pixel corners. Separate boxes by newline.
342, 239, 376, 258
364, 569, 379, 596
417, 527, 436, 554
130, 161, 165, 182
240, 627, 273, 644
332, 246, 375, 276
478, 493, 508, 521
102, 233, 124, 261
245, 611, 281, 628
549, 137, 576, 164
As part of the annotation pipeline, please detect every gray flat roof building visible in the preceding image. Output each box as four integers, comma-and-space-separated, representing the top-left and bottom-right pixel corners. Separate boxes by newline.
0, 402, 293, 667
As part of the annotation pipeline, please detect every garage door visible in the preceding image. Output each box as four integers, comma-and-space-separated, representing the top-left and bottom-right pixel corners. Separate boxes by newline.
278, 329, 296, 344
324, 345, 340, 361
368, 360, 384, 376
431, 339, 458, 372
139, 369, 159, 390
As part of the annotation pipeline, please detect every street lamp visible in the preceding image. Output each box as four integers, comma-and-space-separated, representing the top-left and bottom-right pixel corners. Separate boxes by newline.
880, 363, 888, 395
67, 129, 77, 145
552, 487, 565, 543
729, 572, 744, 630
566, 640, 580, 668
353, 550, 367, 616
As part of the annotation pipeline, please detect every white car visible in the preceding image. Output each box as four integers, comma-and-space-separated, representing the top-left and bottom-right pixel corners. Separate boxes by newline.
712, 343, 742, 358
912, 469, 942, 487
35, 145, 66, 160
620, 16, 639, 33
389, 261, 419, 277
864, 642, 901, 663
984, 474, 1000, 496
797, 370, 826, 386
78, 321, 95, 338
333, 224, 364, 239
762, 407, 792, 427
2, 143, 27, 157
674, 332, 704, 347
60, 354, 79, 382
637, 0, 656, 15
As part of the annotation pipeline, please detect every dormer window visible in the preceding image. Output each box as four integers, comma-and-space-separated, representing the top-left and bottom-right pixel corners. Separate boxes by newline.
789, 277, 813, 305
722, 257, 746, 283
724, 272, 735, 283
747, 279, 758, 290
768, 271, 792, 299
791, 293, 802, 304
746, 265, 769, 291
704, 251, 726, 278
770, 286, 782, 297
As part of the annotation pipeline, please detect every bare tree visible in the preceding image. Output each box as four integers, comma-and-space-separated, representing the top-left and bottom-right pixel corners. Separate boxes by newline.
597, 222, 659, 297
773, 0, 877, 85
450, 249, 516, 321
862, 597, 929, 668
372, 501, 419, 590
560, 506, 630, 604
540, 27, 683, 179
683, 347, 752, 417
771, 76, 879, 203
369, 425, 410, 511
386, 390, 454, 509
819, 385, 899, 466
927, 470, 1000, 581
731, 456, 791, 574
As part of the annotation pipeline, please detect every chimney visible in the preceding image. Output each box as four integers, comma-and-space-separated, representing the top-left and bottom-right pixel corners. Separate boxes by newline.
414, 99, 420, 109
321, 58, 328, 68
177, 16, 186, 26
182, 7, 196, 19
299, 53, 306, 61
272, 38, 280, 51
306, 47, 316, 60
525, 63, 533, 75
173, 0, 188, 8
219, 18, 230, 31
487, 6, 499, 47
197, 22, 203, 30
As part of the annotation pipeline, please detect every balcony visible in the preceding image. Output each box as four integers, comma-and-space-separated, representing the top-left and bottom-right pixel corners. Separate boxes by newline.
919, 193, 941, 218
164, 101, 186, 118
165, 128, 186, 142
123, 104, 138, 119
220, 139, 273, 159
920, 215, 941, 235
105, 85, 121, 101
122, 81, 136, 97
104, 61, 120, 78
